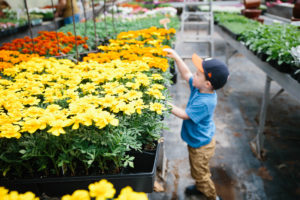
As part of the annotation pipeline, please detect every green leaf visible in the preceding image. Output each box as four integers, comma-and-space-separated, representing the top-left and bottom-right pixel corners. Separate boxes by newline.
19, 150, 26, 154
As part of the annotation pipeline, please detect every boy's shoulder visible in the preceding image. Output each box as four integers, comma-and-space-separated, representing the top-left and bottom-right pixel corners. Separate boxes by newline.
192, 92, 217, 108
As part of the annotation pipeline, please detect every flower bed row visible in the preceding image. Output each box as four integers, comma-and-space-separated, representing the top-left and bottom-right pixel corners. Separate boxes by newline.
58, 14, 180, 48
214, 12, 300, 82
0, 50, 40, 72
0, 27, 174, 179
0, 179, 148, 200
0, 31, 89, 56
0, 8, 28, 37
0, 14, 179, 59
214, 12, 261, 37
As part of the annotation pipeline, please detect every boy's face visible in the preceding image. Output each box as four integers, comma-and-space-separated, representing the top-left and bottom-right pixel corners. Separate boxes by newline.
192, 69, 206, 88
192, 69, 212, 90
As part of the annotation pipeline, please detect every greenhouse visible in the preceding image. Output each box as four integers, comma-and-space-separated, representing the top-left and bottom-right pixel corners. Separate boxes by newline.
0, 0, 299, 200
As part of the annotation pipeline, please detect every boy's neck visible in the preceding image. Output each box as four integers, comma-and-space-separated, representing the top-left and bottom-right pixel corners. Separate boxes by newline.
199, 87, 214, 94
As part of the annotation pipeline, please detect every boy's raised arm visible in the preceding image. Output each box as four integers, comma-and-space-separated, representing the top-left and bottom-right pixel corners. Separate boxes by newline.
163, 48, 192, 82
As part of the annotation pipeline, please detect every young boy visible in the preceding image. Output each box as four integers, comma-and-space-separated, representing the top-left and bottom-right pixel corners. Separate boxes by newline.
164, 48, 229, 200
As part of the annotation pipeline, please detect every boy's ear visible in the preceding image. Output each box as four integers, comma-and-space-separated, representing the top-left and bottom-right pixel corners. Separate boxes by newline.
206, 80, 213, 89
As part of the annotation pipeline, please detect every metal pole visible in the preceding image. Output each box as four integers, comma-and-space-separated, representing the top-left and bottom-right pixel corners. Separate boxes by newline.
91, 0, 98, 48
111, 0, 116, 36
254, 76, 272, 159
51, 0, 61, 55
209, 0, 214, 57
104, 0, 107, 35
70, 0, 79, 61
81, 0, 88, 37
24, 0, 35, 53
225, 42, 229, 66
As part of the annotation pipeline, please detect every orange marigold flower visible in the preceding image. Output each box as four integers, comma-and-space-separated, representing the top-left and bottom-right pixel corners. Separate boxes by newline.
83, 44, 89, 50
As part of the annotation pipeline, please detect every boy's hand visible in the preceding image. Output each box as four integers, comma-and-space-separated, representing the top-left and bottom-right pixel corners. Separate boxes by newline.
163, 48, 180, 60
167, 101, 174, 109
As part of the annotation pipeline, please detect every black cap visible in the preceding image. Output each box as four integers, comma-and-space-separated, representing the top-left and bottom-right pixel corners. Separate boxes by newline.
202, 58, 229, 90
192, 54, 229, 90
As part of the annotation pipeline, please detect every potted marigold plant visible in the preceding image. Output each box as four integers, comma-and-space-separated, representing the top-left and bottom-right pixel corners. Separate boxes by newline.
0, 179, 149, 200
0, 27, 175, 196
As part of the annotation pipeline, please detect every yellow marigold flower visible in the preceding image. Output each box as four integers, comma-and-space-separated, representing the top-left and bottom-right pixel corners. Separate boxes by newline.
2, 66, 20, 77
110, 118, 119, 126
6, 191, 19, 199
112, 85, 127, 95
89, 179, 115, 200
65, 89, 79, 102
24, 107, 45, 117
69, 101, 90, 115
47, 119, 69, 136
68, 115, 82, 130
134, 61, 149, 72
62, 190, 90, 200
124, 74, 135, 80
21, 118, 46, 134
99, 95, 117, 108
135, 73, 150, 86
132, 99, 148, 115
125, 90, 143, 101
0, 124, 21, 139
125, 82, 140, 90
0, 79, 11, 86
93, 111, 110, 129
122, 103, 136, 115
46, 104, 62, 113
102, 81, 119, 90
146, 89, 165, 100
18, 191, 40, 200
79, 109, 96, 126
168, 28, 176, 34
151, 74, 163, 80
7, 111, 23, 123
80, 82, 97, 94
149, 102, 166, 115
115, 186, 148, 200
0, 114, 13, 126
151, 84, 165, 90
93, 111, 119, 129
21, 97, 41, 106
3, 99, 24, 113
111, 101, 126, 113
0, 186, 8, 196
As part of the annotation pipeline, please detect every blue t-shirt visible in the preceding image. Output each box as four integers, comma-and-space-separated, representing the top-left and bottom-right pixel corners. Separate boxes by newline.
181, 77, 217, 148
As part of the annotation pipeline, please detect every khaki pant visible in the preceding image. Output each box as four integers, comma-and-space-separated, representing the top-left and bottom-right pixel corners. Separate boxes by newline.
188, 138, 216, 200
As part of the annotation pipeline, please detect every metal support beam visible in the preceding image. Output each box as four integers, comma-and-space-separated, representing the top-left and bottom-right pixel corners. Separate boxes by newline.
251, 76, 272, 159
225, 42, 238, 65
271, 88, 284, 101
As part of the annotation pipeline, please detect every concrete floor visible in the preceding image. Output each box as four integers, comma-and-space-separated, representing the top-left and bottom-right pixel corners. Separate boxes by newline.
149, 30, 300, 200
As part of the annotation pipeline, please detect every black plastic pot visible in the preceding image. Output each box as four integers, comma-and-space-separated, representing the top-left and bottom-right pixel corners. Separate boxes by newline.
268, 59, 292, 74
257, 52, 268, 62
0, 29, 10, 37
17, 23, 29, 33
171, 72, 177, 85
169, 44, 177, 85
0, 143, 160, 197
291, 65, 300, 83
169, 61, 177, 85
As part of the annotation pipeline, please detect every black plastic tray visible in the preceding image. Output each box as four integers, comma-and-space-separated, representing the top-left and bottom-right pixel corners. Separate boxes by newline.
218, 24, 240, 40
0, 143, 160, 197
